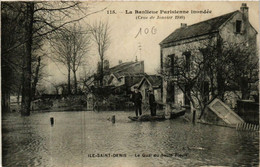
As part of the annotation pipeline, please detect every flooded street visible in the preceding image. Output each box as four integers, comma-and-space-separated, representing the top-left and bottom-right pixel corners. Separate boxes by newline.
2, 111, 259, 167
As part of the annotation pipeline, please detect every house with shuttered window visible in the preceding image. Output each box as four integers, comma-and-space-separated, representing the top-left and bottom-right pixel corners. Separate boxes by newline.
160, 3, 257, 106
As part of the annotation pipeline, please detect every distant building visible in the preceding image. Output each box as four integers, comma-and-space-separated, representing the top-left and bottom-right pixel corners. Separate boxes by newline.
160, 3, 257, 106
91, 60, 164, 110
135, 75, 162, 103
104, 61, 144, 85
96, 60, 145, 94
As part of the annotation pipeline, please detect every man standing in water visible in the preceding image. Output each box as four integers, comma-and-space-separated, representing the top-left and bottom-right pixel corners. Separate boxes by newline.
131, 86, 142, 117
148, 89, 157, 116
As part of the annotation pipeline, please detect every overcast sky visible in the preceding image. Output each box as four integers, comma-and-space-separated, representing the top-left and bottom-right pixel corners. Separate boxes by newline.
42, 1, 259, 90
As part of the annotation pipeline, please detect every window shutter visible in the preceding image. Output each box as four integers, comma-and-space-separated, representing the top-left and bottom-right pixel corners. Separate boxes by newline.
233, 22, 236, 33
241, 21, 245, 34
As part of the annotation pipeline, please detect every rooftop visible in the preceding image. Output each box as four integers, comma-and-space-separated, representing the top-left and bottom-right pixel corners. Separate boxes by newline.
109, 61, 143, 73
139, 74, 162, 88
107, 61, 144, 79
160, 11, 238, 45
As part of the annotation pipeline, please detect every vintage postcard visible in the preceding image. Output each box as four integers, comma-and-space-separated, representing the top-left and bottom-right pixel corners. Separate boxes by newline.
1, 1, 259, 167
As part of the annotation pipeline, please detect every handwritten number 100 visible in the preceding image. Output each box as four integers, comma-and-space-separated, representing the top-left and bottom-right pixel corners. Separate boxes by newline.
135, 26, 157, 38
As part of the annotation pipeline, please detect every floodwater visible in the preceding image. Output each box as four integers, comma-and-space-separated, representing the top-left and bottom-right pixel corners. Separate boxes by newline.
2, 111, 259, 167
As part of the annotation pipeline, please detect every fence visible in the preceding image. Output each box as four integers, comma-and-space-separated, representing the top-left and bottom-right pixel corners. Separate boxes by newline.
236, 122, 259, 131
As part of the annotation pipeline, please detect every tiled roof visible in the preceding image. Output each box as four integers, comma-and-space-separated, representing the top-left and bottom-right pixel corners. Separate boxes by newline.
160, 11, 238, 45
108, 61, 144, 79
109, 61, 142, 73
113, 72, 145, 79
109, 73, 145, 87
139, 75, 162, 88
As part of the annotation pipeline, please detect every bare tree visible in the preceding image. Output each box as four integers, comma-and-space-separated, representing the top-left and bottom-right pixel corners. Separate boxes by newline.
50, 24, 91, 94
160, 46, 216, 119
221, 42, 258, 100
71, 25, 91, 94
89, 21, 110, 86
159, 37, 258, 119
31, 55, 46, 100
50, 30, 73, 95
1, 1, 107, 116
1, 2, 25, 112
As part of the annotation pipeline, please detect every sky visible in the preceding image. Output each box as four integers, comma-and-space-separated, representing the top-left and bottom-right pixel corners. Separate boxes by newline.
43, 1, 259, 89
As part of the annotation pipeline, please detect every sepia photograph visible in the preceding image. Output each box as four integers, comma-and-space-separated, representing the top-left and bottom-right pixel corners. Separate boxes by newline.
1, 1, 259, 167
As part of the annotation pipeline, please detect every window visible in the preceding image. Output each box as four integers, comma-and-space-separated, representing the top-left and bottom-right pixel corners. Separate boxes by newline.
183, 52, 191, 72
167, 54, 179, 76
145, 88, 149, 99
236, 20, 242, 33
167, 54, 175, 75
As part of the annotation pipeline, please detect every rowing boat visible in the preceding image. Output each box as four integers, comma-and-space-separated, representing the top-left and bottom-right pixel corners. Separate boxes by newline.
128, 114, 166, 122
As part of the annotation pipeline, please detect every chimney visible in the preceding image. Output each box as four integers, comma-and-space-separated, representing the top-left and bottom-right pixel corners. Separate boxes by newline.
104, 60, 109, 71
118, 60, 122, 64
240, 3, 248, 20
181, 23, 187, 28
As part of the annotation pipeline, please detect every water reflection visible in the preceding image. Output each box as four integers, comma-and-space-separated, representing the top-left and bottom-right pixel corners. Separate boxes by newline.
2, 111, 259, 167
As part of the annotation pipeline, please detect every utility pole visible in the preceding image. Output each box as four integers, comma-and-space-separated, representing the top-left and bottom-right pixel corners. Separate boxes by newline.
138, 42, 142, 61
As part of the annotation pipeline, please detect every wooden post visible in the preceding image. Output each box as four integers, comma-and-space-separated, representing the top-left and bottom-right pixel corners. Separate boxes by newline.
112, 115, 115, 123
192, 110, 196, 124
50, 117, 54, 126
242, 123, 245, 131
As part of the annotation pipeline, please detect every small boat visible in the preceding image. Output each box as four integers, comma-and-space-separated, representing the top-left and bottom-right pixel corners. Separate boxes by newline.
170, 109, 186, 119
128, 114, 166, 122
